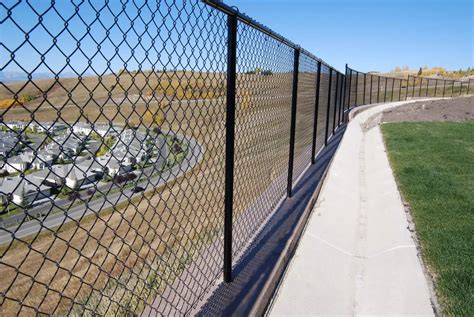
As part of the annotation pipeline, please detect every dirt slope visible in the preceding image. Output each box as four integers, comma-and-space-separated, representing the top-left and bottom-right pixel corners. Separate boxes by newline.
382, 96, 473, 123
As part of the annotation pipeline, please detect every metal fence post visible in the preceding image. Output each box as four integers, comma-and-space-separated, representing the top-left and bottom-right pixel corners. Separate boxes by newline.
411, 76, 415, 97
451, 80, 454, 97
468, 79, 472, 95
398, 79, 402, 101
363, 73, 366, 105
369, 75, 373, 104
325, 69, 333, 145
223, 14, 237, 283
339, 73, 344, 124
395, 79, 398, 101
377, 76, 381, 103
391, 78, 394, 101
419, 77, 422, 96
354, 71, 358, 106
311, 61, 322, 165
443, 80, 446, 97
405, 78, 409, 100
425, 78, 429, 97
333, 72, 339, 132
347, 67, 352, 109
434, 79, 438, 96
345, 68, 349, 109
287, 48, 300, 198
384, 77, 387, 102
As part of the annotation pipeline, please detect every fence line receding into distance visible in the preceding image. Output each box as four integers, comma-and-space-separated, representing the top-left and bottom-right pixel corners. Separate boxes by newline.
0, 0, 472, 315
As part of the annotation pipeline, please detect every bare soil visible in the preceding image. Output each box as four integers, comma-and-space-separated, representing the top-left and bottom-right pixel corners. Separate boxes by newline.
382, 96, 474, 123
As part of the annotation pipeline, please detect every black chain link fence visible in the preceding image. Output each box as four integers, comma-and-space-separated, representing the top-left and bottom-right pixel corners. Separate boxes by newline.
1, 1, 228, 315
232, 21, 293, 259
345, 66, 473, 108
0, 1, 472, 315
406, 75, 472, 98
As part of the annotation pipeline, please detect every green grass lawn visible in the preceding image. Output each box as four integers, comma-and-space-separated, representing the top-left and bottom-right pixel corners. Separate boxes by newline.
382, 121, 474, 315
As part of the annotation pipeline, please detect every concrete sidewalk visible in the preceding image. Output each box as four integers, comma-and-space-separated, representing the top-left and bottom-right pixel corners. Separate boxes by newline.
269, 101, 436, 316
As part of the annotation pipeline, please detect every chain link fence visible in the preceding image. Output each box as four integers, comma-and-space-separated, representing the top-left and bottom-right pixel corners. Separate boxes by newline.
0, 1, 471, 315
1, 0, 228, 315
0, 0, 345, 315
407, 75, 473, 98
345, 66, 473, 108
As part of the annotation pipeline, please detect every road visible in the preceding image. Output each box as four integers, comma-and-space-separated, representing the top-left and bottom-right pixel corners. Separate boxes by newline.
0, 135, 203, 245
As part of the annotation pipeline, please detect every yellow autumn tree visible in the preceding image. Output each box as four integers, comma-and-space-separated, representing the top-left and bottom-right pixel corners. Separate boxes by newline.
144, 109, 165, 126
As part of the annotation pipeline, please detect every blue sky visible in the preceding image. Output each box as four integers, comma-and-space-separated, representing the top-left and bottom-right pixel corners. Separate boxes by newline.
1, 1, 227, 77
1, 0, 472, 77
226, 0, 473, 72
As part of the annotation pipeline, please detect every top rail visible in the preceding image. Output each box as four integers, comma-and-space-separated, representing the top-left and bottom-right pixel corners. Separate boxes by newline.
1, 0, 470, 315
202, 0, 342, 73
408, 74, 469, 85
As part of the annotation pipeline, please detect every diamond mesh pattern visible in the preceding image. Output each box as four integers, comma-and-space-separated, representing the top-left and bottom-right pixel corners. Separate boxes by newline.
392, 78, 400, 101
292, 53, 317, 184
447, 80, 454, 97
232, 22, 293, 258
400, 78, 408, 100
6, 0, 468, 315
347, 70, 357, 107
1, 1, 228, 315
453, 81, 462, 96
368, 75, 377, 103
328, 70, 337, 136
316, 65, 330, 150
353, 72, 360, 106
347, 67, 471, 106
364, 74, 371, 105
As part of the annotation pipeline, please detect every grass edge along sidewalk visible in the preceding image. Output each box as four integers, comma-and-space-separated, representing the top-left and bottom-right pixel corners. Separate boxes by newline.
381, 121, 474, 316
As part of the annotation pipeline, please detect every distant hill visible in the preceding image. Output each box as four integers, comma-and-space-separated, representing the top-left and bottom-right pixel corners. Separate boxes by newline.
0, 71, 52, 83
0, 70, 226, 114
0, 71, 94, 83
384, 66, 474, 80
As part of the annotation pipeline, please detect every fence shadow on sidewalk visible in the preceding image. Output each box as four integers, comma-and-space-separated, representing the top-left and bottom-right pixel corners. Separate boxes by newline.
196, 125, 346, 316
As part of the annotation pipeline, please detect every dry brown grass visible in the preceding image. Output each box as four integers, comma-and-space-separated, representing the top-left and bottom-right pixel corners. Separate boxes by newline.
0, 71, 319, 315
0, 71, 224, 116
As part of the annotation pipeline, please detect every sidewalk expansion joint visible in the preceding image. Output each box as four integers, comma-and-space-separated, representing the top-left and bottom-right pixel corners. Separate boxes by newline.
307, 233, 416, 259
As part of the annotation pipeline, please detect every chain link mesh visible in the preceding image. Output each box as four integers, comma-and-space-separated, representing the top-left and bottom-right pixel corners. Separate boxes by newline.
292, 53, 317, 184
1, 1, 229, 315
1, 1, 470, 315
346, 67, 472, 108
329, 70, 338, 135
232, 21, 294, 258
1, 0, 346, 314
316, 65, 330, 150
